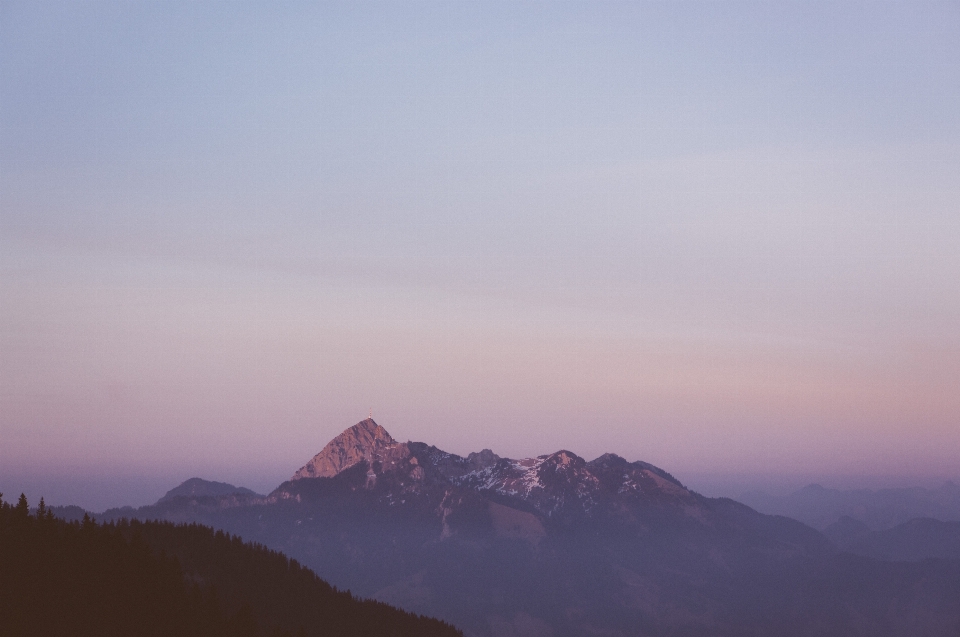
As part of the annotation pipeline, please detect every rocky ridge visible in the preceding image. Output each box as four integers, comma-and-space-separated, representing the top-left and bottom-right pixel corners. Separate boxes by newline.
291, 418, 404, 480
277, 419, 703, 526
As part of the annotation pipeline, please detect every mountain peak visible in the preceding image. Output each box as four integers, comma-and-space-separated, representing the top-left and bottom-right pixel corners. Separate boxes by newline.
544, 449, 583, 465
291, 419, 399, 480
157, 478, 260, 503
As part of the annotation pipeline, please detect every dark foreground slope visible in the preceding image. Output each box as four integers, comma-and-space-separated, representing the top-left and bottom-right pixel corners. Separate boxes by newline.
0, 494, 461, 637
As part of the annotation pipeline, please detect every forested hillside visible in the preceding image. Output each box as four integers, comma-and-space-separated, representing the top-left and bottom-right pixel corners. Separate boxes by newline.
0, 493, 461, 637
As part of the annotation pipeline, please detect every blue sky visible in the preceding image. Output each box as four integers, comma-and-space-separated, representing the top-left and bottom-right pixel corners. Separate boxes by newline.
2, 1, 959, 509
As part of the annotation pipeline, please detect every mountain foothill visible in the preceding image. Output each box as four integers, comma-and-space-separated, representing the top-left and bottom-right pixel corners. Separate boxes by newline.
16, 419, 960, 636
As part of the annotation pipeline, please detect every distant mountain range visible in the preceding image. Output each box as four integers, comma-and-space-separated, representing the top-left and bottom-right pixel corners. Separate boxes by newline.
740, 481, 960, 530
823, 515, 960, 562
75, 418, 960, 636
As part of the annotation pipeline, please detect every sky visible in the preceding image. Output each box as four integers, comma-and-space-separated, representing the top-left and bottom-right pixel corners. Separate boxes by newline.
2, 1, 959, 510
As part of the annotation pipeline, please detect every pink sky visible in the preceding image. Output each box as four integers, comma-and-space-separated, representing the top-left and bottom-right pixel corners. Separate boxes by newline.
2, 1, 959, 509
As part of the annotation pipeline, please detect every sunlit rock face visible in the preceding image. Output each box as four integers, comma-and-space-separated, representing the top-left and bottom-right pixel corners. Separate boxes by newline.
285, 420, 701, 530
291, 419, 402, 480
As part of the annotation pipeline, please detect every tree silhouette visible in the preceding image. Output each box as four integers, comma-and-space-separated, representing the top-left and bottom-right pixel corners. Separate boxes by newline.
0, 503, 463, 637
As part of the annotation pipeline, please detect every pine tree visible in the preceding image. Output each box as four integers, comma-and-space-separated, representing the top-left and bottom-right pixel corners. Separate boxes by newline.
36, 497, 47, 519
16, 493, 29, 517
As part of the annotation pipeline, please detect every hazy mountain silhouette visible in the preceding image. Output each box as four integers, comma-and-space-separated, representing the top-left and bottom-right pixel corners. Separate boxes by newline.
84, 419, 960, 636
158, 477, 263, 503
822, 515, 873, 550
47, 503, 88, 523
840, 518, 960, 562
740, 482, 960, 530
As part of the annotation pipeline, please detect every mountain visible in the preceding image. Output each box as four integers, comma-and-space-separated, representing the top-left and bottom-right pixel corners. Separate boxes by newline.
276, 419, 698, 526
740, 481, 960, 531
158, 477, 262, 503
291, 419, 400, 480
97, 419, 960, 636
48, 503, 89, 522
822, 515, 872, 550
0, 494, 461, 637
268, 421, 765, 569
842, 518, 960, 562
823, 514, 960, 562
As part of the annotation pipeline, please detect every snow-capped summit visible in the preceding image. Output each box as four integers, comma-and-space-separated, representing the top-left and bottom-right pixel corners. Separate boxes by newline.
283, 418, 698, 525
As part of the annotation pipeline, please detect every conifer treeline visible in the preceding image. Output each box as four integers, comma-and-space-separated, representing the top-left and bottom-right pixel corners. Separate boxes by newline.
0, 493, 462, 637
